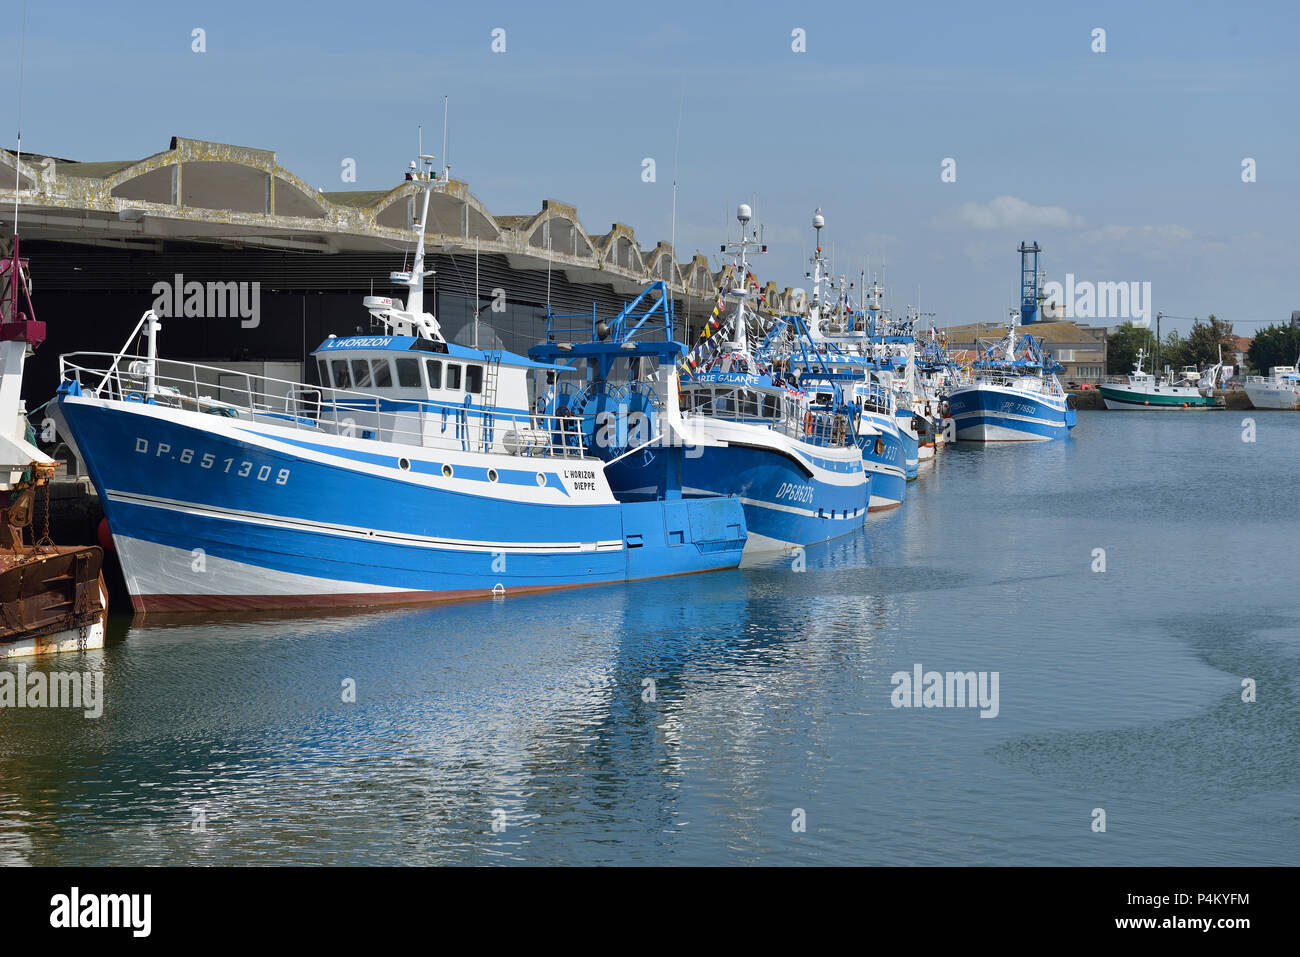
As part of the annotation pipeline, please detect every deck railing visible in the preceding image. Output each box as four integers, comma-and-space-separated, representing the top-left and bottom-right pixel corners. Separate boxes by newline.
58, 352, 589, 460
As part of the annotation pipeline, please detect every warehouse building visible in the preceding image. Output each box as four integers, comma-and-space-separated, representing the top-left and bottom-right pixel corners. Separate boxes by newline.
2, 136, 804, 403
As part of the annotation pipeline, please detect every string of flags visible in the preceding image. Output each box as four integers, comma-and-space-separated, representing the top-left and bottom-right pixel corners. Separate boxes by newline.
680, 265, 736, 374
677, 266, 782, 378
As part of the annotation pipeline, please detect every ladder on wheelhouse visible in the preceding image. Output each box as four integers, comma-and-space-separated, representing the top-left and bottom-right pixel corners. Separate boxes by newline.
480, 349, 503, 451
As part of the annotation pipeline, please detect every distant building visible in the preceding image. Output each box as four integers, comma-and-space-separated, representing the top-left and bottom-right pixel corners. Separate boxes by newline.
1234, 336, 1254, 372
943, 319, 1107, 383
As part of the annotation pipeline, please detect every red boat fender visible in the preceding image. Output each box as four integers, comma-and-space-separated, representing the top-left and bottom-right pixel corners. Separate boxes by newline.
97, 516, 116, 553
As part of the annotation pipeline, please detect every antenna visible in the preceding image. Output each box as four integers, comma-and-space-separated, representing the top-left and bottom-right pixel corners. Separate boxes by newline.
471, 237, 481, 348
12, 1, 28, 237
441, 96, 449, 179
670, 86, 684, 282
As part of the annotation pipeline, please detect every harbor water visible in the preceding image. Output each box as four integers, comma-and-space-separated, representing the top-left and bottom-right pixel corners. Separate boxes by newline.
2, 410, 1297, 865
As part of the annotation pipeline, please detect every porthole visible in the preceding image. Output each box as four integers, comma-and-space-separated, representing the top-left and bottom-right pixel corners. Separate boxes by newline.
442, 464, 453, 478
398, 457, 411, 471
536, 472, 546, 486
488, 468, 499, 483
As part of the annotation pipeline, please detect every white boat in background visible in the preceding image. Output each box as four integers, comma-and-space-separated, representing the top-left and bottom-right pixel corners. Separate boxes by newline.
1243, 365, 1300, 410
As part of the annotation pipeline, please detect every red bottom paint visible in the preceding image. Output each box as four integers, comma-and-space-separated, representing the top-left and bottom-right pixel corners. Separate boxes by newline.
129, 567, 725, 614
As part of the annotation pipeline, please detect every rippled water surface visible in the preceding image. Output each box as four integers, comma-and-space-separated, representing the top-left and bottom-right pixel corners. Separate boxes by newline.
3, 410, 1297, 865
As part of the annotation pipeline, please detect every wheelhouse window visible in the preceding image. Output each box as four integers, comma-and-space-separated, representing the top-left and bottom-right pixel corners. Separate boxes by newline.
446, 363, 462, 391
371, 359, 393, 387
394, 357, 421, 388
331, 359, 351, 389
316, 359, 329, 386
351, 359, 372, 388
465, 365, 483, 394
425, 358, 442, 389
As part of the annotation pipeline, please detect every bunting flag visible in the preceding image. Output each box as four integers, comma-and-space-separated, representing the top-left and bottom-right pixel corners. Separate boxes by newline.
679, 265, 736, 375
677, 262, 779, 376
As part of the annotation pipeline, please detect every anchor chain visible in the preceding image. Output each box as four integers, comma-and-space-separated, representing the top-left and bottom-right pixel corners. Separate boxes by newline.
35, 468, 54, 549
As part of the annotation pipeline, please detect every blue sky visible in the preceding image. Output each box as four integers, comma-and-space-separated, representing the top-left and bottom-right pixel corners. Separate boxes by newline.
7, 0, 1298, 334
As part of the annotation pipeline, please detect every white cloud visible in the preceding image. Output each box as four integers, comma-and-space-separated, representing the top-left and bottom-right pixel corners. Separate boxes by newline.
951, 195, 1082, 231
1079, 224, 1195, 244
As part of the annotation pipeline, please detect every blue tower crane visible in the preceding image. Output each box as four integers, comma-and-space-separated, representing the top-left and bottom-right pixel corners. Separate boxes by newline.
1019, 241, 1042, 325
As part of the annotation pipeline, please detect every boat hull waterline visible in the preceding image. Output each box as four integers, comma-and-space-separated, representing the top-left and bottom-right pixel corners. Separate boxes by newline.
1098, 384, 1224, 410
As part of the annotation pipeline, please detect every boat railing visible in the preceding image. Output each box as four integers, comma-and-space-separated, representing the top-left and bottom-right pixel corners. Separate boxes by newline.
977, 366, 1066, 396
682, 387, 852, 447
58, 352, 590, 460
1244, 373, 1297, 384
854, 383, 893, 414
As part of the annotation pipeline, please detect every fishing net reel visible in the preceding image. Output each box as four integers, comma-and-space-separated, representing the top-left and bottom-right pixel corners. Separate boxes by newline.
536, 379, 660, 460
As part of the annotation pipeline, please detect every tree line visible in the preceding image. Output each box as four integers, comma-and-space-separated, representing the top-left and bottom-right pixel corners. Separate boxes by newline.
1106, 315, 1238, 376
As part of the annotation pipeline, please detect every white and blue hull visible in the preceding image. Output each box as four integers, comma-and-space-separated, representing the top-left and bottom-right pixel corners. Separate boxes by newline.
894, 412, 920, 479
857, 412, 906, 510
947, 383, 1075, 442
51, 389, 747, 612
611, 419, 868, 552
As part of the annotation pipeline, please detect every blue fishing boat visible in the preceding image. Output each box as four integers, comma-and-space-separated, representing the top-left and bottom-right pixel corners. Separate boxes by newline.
546, 205, 869, 553
946, 243, 1077, 442
50, 154, 746, 612
789, 212, 909, 507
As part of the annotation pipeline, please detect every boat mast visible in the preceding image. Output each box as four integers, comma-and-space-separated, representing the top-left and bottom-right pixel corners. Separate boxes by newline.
722, 203, 763, 356
405, 154, 436, 318
367, 128, 450, 340
1155, 311, 1162, 379
810, 208, 826, 321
